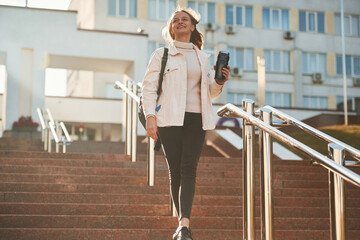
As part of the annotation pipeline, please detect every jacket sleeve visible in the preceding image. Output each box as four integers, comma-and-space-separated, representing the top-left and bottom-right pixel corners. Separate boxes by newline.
208, 64, 224, 100
141, 49, 162, 118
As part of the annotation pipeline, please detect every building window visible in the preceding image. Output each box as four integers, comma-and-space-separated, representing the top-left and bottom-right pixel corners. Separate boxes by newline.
188, 1, 216, 23
303, 96, 328, 109
302, 52, 326, 75
263, 50, 290, 73
265, 92, 291, 107
148, 0, 177, 20
336, 96, 355, 111
108, 0, 137, 18
335, 14, 359, 36
262, 8, 289, 30
299, 11, 325, 33
228, 47, 254, 70
336, 55, 360, 76
203, 46, 215, 66
148, 41, 166, 60
226, 5, 253, 27
228, 92, 255, 105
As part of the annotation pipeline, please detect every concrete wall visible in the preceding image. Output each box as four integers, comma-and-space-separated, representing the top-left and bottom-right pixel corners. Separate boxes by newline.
0, 94, 3, 118
0, 5, 148, 130
68, 0, 95, 29
45, 96, 122, 124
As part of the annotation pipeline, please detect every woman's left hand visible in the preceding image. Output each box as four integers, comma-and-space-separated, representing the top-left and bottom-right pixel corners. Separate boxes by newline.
213, 65, 231, 85
222, 65, 230, 82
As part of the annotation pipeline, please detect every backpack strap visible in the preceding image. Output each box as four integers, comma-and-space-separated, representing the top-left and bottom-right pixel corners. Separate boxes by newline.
157, 47, 169, 96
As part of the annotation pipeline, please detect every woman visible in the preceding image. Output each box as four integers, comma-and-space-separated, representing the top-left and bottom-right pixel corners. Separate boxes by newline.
141, 7, 230, 240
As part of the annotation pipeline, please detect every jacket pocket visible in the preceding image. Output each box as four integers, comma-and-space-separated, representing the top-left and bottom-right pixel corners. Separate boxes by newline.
164, 66, 179, 75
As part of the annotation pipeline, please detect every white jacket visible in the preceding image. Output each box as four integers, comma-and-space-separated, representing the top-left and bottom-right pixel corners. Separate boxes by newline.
141, 42, 223, 130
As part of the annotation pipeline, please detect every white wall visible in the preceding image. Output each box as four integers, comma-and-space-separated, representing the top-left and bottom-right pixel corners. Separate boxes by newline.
45, 96, 123, 124
0, 94, 3, 117
0, 5, 148, 130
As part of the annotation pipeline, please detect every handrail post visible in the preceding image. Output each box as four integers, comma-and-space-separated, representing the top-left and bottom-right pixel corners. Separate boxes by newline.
242, 99, 255, 240
147, 137, 156, 186
55, 121, 60, 153
259, 108, 274, 240
44, 128, 48, 151
125, 79, 132, 156
328, 143, 346, 240
47, 125, 52, 153
131, 83, 138, 162
63, 141, 67, 153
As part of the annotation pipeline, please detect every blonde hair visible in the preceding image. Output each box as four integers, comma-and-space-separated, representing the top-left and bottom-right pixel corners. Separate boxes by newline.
162, 6, 204, 50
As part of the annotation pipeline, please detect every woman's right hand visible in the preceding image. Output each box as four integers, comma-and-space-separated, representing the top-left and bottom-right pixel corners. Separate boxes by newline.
146, 116, 158, 140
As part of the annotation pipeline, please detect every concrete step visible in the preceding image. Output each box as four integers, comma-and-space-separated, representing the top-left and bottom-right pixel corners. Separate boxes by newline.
0, 173, 243, 187
1, 228, 360, 240
1, 203, 359, 218
1, 182, 360, 197
2, 173, 360, 191
1, 215, 359, 230
2, 192, 359, 209
0, 192, 170, 204
0, 158, 332, 174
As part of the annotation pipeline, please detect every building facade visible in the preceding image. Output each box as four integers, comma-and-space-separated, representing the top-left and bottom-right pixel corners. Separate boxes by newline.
1, 0, 359, 142
0, 5, 148, 141
70, 0, 360, 111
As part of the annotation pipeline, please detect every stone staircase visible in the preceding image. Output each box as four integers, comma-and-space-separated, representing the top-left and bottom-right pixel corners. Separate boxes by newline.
0, 139, 360, 239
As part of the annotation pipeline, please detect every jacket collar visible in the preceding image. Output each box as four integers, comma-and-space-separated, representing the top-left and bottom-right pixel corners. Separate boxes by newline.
168, 41, 180, 56
168, 41, 210, 59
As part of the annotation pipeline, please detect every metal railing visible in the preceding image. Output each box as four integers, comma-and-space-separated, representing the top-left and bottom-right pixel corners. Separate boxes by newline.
37, 108, 72, 153
114, 80, 156, 186
264, 105, 360, 164
217, 99, 360, 240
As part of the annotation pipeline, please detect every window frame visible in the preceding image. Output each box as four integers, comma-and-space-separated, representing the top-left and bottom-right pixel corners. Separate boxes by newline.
228, 47, 254, 71
303, 96, 328, 109
188, 1, 216, 24
336, 96, 355, 111
265, 92, 292, 107
336, 55, 360, 77
108, 0, 137, 18
226, 4, 253, 27
262, 7, 290, 30
148, 0, 177, 20
264, 50, 290, 73
227, 92, 255, 105
334, 14, 360, 36
299, 10, 326, 33
302, 52, 327, 75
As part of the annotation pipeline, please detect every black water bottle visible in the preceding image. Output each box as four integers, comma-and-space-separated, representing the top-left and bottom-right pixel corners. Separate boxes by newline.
215, 51, 230, 83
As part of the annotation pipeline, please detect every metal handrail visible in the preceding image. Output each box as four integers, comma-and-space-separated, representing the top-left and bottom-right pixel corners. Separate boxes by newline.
36, 108, 46, 130
60, 122, 72, 143
36, 108, 48, 151
48, 121, 60, 143
114, 80, 156, 186
218, 101, 360, 240
46, 108, 55, 124
264, 105, 360, 163
218, 103, 360, 186
115, 80, 140, 103
37, 108, 72, 153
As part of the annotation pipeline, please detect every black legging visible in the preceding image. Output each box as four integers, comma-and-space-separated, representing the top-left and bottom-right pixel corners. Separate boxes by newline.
158, 112, 206, 220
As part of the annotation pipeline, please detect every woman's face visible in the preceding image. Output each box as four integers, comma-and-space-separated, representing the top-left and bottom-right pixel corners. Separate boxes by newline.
171, 11, 195, 39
